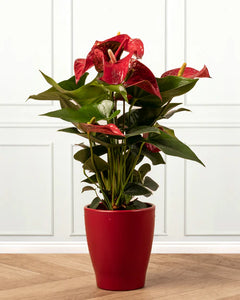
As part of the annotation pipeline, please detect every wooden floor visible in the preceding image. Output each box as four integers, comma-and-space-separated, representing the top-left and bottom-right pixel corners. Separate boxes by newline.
0, 254, 239, 299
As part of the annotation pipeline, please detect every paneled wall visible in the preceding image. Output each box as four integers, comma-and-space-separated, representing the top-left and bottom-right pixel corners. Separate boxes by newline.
1, 0, 240, 252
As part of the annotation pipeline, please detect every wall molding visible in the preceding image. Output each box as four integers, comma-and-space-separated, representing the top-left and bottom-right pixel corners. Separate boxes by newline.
70, 144, 81, 236
0, 143, 54, 236
1, 241, 240, 254
0, 123, 64, 128
184, 144, 240, 236
2, 123, 240, 128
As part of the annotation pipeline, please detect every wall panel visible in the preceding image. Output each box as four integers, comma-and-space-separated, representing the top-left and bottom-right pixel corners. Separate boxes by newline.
185, 145, 240, 235
0, 144, 53, 235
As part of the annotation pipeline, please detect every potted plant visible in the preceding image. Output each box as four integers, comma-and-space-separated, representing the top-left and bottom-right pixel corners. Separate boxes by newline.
29, 33, 210, 291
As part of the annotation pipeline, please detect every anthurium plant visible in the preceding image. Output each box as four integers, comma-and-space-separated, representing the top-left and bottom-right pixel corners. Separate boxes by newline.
29, 34, 210, 210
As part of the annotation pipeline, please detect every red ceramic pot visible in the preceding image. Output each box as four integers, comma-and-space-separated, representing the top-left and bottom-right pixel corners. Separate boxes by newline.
84, 204, 155, 291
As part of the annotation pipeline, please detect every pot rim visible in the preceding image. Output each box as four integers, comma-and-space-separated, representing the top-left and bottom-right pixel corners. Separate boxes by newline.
84, 203, 155, 213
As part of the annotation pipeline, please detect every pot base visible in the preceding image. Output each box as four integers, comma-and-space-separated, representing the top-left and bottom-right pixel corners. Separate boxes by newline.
97, 282, 145, 291
96, 274, 145, 291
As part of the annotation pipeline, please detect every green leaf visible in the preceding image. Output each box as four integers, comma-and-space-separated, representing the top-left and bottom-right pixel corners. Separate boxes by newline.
89, 197, 101, 209
124, 182, 152, 197
132, 169, 141, 183
69, 84, 110, 105
122, 104, 188, 129
126, 135, 145, 146
74, 146, 107, 163
96, 80, 128, 102
74, 150, 89, 164
127, 85, 148, 99
126, 86, 162, 108
59, 73, 89, 90
126, 126, 160, 137
58, 127, 81, 135
120, 107, 162, 128
128, 140, 165, 165
89, 135, 118, 148
124, 150, 144, 179
156, 76, 198, 100
131, 94, 162, 108
144, 176, 159, 191
39, 71, 109, 105
82, 174, 97, 184
83, 154, 108, 172
160, 102, 182, 116
147, 131, 204, 166
82, 186, 95, 193
60, 129, 115, 148
158, 126, 176, 137
41, 100, 113, 123
28, 73, 89, 101
164, 107, 191, 119
141, 147, 166, 165
107, 109, 121, 121
138, 163, 151, 180
29, 90, 70, 101
59, 98, 80, 110
126, 199, 149, 210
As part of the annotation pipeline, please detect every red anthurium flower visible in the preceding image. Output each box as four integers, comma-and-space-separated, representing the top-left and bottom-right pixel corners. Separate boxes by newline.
74, 58, 94, 83
95, 49, 133, 85
161, 65, 210, 78
80, 123, 125, 137
123, 38, 144, 59
125, 60, 162, 99
74, 34, 143, 83
74, 34, 161, 98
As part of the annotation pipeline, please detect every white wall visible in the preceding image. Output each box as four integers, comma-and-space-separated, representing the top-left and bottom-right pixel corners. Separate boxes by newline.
1, 0, 240, 253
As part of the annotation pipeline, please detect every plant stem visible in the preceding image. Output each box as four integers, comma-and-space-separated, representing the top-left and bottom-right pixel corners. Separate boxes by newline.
88, 133, 112, 210
127, 98, 138, 128
114, 93, 117, 126
115, 142, 145, 206
109, 148, 115, 206
123, 98, 126, 134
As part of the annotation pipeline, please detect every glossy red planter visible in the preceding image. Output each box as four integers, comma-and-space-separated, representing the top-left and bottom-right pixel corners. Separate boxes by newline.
84, 204, 155, 291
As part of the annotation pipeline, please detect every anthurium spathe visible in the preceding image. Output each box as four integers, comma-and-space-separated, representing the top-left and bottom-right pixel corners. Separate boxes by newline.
161, 64, 210, 78
74, 34, 144, 82
80, 123, 125, 137
74, 34, 161, 98
29, 33, 210, 211
125, 60, 161, 99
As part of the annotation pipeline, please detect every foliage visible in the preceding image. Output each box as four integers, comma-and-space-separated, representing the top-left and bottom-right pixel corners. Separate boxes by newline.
29, 34, 210, 210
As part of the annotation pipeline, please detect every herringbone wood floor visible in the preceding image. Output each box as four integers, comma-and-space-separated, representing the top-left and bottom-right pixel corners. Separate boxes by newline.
0, 254, 239, 299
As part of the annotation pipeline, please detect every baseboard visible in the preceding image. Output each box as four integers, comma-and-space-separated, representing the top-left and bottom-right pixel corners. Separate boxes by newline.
1, 241, 240, 254
152, 242, 240, 254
